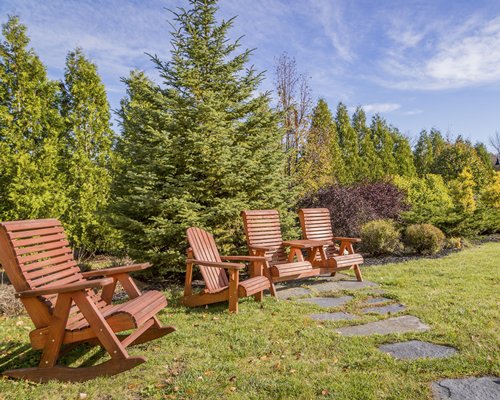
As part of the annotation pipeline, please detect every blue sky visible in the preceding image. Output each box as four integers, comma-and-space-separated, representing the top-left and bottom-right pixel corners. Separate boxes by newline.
1, 0, 500, 149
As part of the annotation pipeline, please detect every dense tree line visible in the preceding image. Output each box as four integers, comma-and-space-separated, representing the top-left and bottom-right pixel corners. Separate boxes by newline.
0, 0, 498, 275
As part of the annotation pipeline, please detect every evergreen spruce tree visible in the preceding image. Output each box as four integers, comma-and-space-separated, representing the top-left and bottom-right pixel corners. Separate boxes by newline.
297, 99, 343, 194
429, 128, 446, 159
370, 114, 397, 175
335, 102, 361, 183
113, 0, 289, 274
352, 107, 383, 181
392, 129, 416, 177
414, 130, 434, 175
60, 48, 116, 253
0, 16, 66, 220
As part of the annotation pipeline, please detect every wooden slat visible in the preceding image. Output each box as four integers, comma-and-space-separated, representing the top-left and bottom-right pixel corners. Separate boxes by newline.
2, 219, 61, 232
26, 260, 78, 280
15, 240, 70, 256
18, 247, 72, 264
11, 232, 67, 248
8, 226, 65, 240
187, 227, 228, 292
21, 253, 74, 272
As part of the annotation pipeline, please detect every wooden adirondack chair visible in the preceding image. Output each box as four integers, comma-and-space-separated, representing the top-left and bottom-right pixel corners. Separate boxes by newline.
0, 219, 175, 383
241, 210, 330, 297
298, 208, 364, 281
183, 227, 271, 313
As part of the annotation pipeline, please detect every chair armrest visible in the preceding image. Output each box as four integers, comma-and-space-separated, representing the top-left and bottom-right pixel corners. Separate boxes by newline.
186, 259, 244, 270
220, 255, 268, 262
333, 237, 361, 243
16, 278, 114, 298
283, 239, 333, 249
81, 263, 151, 278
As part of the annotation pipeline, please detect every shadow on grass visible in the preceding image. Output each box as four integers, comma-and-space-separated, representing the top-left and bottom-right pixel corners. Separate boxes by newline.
0, 341, 108, 373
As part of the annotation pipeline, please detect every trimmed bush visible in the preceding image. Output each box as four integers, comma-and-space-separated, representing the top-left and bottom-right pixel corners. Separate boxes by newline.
404, 224, 445, 255
299, 181, 408, 237
360, 219, 402, 256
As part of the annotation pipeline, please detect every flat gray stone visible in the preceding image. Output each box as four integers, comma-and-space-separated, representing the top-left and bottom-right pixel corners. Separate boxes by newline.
308, 281, 341, 293
298, 296, 353, 308
314, 273, 351, 281
310, 312, 358, 321
432, 376, 500, 400
336, 315, 430, 336
361, 304, 406, 315
379, 340, 457, 360
276, 287, 311, 300
365, 297, 392, 304
335, 280, 378, 290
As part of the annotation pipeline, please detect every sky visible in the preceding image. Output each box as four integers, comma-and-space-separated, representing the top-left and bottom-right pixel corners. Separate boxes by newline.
1, 0, 500, 149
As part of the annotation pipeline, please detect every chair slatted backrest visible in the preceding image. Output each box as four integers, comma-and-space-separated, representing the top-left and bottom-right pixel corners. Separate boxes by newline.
241, 210, 287, 265
0, 219, 85, 328
187, 227, 229, 292
298, 208, 334, 241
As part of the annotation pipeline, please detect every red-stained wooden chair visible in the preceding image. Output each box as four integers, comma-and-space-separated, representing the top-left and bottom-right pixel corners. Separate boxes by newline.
0, 218, 175, 383
241, 210, 329, 297
183, 227, 270, 313
298, 208, 364, 281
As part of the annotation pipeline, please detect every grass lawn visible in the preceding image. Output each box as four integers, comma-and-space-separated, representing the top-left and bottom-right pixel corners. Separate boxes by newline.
0, 242, 498, 399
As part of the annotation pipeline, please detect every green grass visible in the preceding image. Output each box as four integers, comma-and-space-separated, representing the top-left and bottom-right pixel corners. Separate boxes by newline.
1, 243, 499, 399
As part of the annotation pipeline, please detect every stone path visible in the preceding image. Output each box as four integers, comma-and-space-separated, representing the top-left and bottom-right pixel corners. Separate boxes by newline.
365, 297, 392, 305
280, 275, 495, 397
298, 296, 353, 308
275, 273, 379, 300
336, 316, 430, 336
379, 340, 457, 360
361, 304, 406, 315
432, 376, 500, 400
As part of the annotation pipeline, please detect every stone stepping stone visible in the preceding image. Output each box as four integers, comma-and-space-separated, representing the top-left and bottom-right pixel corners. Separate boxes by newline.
308, 281, 341, 293
335, 280, 378, 290
276, 287, 311, 300
310, 312, 358, 321
298, 296, 353, 308
379, 340, 457, 360
361, 304, 406, 315
432, 376, 500, 400
365, 297, 392, 305
336, 315, 429, 336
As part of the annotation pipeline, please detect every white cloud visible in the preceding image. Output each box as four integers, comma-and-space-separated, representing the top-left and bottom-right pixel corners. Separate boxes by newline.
361, 103, 401, 113
381, 15, 500, 90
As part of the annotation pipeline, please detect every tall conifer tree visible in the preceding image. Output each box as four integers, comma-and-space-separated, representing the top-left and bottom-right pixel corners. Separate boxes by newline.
335, 102, 361, 183
113, 0, 289, 273
352, 107, 383, 181
0, 16, 66, 220
60, 48, 116, 253
371, 115, 397, 176
414, 130, 434, 175
298, 99, 343, 194
392, 129, 416, 177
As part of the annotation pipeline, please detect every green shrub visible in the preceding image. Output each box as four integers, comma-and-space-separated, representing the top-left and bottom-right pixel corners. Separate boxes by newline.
444, 237, 462, 250
360, 219, 402, 256
404, 224, 445, 255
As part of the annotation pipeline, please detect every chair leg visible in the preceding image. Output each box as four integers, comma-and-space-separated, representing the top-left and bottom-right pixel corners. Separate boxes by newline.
228, 270, 239, 313
353, 265, 363, 282
72, 292, 130, 360
39, 293, 72, 368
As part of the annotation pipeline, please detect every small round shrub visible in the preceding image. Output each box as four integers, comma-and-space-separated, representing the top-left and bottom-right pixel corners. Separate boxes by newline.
444, 237, 462, 250
360, 219, 402, 256
404, 223, 445, 255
